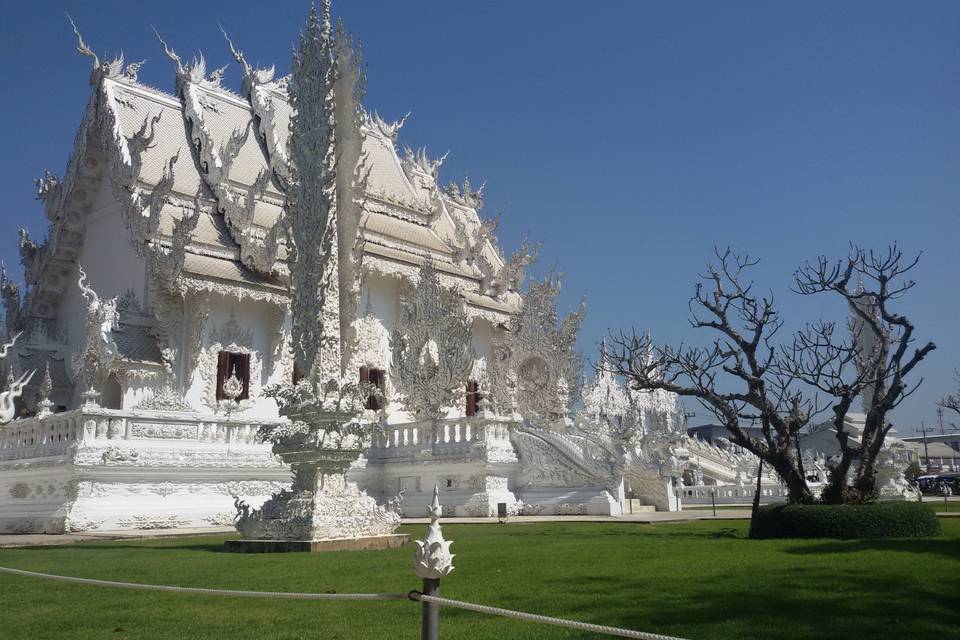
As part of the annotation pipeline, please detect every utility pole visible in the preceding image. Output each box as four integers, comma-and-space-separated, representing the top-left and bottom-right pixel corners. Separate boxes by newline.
918, 421, 936, 473
938, 407, 945, 436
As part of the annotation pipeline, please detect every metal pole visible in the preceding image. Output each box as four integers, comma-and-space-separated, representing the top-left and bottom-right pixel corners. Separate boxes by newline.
421, 578, 441, 640
711, 489, 716, 517
414, 486, 454, 640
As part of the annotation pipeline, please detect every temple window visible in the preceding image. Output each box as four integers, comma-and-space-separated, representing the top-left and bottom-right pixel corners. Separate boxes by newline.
216, 351, 250, 401
101, 373, 123, 410
465, 380, 482, 416
292, 361, 304, 386
360, 366, 386, 410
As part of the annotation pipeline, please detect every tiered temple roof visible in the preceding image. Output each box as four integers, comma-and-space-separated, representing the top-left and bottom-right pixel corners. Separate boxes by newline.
16, 20, 528, 332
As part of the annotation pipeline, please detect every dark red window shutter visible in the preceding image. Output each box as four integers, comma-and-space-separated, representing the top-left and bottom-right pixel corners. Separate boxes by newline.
359, 366, 370, 383
238, 353, 251, 400
466, 380, 480, 416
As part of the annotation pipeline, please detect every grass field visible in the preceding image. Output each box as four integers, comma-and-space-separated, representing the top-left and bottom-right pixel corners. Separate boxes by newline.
1, 519, 958, 640
924, 500, 960, 513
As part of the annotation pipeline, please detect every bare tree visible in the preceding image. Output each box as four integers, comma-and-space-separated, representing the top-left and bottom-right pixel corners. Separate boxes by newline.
604, 249, 816, 503
938, 371, 960, 427
785, 244, 935, 503
606, 245, 935, 505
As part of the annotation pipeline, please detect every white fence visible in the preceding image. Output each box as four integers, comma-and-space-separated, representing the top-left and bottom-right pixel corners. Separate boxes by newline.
680, 483, 789, 505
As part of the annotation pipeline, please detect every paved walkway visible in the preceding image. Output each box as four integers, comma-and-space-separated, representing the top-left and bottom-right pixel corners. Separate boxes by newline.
0, 527, 235, 548
401, 509, 753, 525
3, 506, 955, 548
0, 512, 750, 548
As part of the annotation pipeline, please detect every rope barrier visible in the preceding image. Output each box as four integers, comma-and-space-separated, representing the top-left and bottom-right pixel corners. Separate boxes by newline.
410, 592, 690, 640
0, 566, 409, 601
1, 566, 689, 639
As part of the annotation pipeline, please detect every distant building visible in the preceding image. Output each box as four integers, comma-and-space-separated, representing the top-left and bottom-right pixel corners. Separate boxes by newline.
687, 424, 765, 447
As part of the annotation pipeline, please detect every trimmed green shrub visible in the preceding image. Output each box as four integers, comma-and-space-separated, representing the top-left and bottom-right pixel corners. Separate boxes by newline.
749, 501, 943, 539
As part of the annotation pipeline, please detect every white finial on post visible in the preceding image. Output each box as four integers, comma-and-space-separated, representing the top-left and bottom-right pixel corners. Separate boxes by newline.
415, 485, 453, 640
414, 485, 455, 579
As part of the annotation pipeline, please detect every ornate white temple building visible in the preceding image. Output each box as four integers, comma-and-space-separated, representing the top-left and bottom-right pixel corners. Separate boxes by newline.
0, 5, 763, 534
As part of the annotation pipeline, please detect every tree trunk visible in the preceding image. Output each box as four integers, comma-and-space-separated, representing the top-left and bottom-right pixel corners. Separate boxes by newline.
821, 449, 854, 504
768, 451, 813, 504
850, 414, 886, 502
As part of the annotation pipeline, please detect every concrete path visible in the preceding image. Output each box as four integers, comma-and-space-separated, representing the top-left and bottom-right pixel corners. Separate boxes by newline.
4, 506, 955, 547
0, 527, 235, 548
401, 509, 753, 525
0, 512, 750, 548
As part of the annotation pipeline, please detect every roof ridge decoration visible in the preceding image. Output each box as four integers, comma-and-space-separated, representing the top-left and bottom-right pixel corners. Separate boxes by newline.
1, 269, 21, 337
364, 110, 408, 143
402, 145, 448, 180
444, 174, 485, 211
395, 145, 446, 217
68, 14, 145, 85
151, 195, 202, 296
222, 27, 292, 185
156, 28, 285, 276
454, 210, 499, 259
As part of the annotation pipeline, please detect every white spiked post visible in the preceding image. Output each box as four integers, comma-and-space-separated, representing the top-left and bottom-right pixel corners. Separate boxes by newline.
414, 485, 454, 640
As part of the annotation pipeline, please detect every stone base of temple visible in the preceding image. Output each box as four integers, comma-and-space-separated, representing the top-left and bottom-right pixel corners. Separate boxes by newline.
224, 533, 411, 553
0, 408, 291, 534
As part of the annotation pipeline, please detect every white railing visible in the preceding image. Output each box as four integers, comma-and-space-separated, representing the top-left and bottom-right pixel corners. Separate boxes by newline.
680, 483, 789, 504
370, 419, 513, 455
0, 406, 286, 461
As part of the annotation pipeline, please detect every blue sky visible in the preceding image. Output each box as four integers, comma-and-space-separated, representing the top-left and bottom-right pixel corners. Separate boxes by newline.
1, 1, 958, 434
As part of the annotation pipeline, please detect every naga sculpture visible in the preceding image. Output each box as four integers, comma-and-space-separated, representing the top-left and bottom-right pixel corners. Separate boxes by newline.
0, 333, 33, 425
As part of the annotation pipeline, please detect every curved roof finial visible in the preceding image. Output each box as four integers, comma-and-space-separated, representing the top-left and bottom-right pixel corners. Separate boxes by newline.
152, 26, 185, 75
66, 13, 98, 68
219, 24, 251, 77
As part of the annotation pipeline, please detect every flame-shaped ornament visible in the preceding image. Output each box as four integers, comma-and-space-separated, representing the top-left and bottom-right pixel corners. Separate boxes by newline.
413, 485, 455, 580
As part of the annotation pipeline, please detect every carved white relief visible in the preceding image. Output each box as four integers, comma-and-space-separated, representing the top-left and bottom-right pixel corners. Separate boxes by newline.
391, 262, 475, 436
489, 274, 584, 423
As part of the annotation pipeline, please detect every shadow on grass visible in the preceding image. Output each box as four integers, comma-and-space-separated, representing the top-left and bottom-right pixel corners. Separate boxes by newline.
6, 541, 232, 553
539, 565, 960, 640
784, 537, 960, 561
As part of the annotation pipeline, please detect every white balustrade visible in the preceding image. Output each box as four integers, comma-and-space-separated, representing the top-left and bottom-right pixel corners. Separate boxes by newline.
0, 407, 278, 460
680, 483, 789, 504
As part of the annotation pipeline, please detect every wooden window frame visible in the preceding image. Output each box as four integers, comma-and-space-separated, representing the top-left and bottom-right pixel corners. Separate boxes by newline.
361, 366, 386, 411
465, 379, 482, 417
216, 351, 251, 402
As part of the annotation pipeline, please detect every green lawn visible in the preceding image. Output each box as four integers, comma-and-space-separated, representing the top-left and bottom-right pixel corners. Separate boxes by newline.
924, 500, 960, 513
680, 504, 751, 511
1, 519, 957, 640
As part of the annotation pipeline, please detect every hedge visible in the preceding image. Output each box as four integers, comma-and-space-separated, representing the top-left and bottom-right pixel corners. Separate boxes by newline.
749, 501, 943, 539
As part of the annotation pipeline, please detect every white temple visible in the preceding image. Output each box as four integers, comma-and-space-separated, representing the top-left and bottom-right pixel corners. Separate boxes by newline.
0, 5, 764, 534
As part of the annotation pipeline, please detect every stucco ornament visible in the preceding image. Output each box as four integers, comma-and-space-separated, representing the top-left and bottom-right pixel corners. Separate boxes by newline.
414, 485, 455, 579
489, 274, 585, 426
0, 333, 33, 425
222, 28, 291, 184
875, 442, 921, 500
35, 362, 54, 418
155, 30, 285, 276
71, 266, 119, 396
231, 4, 399, 544
391, 261, 475, 442
235, 377, 399, 541
286, 1, 342, 387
